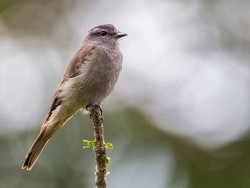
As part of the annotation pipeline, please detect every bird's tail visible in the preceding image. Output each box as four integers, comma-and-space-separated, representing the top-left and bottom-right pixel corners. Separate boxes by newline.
22, 103, 77, 170
22, 127, 51, 170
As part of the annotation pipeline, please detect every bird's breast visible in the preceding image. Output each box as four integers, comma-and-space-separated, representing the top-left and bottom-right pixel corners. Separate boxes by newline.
76, 46, 123, 104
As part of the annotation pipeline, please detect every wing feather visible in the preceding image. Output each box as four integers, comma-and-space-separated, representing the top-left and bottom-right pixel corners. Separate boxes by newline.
43, 44, 96, 124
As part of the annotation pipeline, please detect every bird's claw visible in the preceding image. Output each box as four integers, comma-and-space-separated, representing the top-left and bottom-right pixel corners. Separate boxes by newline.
86, 104, 103, 118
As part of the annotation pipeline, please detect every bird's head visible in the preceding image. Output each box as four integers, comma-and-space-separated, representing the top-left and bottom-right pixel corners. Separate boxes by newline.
86, 24, 127, 46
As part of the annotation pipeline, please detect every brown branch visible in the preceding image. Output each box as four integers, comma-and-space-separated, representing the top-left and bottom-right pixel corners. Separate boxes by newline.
87, 105, 107, 188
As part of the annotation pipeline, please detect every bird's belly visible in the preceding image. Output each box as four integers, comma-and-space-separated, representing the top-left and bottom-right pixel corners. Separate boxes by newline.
64, 68, 119, 109
83, 69, 119, 105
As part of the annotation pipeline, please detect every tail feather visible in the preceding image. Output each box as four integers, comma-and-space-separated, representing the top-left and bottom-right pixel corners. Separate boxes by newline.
22, 128, 50, 170
22, 105, 77, 170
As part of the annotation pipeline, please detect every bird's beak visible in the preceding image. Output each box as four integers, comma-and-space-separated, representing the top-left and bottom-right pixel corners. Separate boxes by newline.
116, 32, 127, 38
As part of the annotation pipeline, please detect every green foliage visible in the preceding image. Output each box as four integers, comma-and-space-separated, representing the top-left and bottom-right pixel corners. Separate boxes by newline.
82, 140, 113, 172
105, 156, 111, 165
106, 171, 110, 176
105, 143, 113, 149
82, 139, 96, 148
82, 140, 114, 150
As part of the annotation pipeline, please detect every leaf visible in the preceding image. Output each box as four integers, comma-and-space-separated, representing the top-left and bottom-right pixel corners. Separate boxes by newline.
105, 157, 111, 165
82, 139, 96, 148
105, 143, 114, 149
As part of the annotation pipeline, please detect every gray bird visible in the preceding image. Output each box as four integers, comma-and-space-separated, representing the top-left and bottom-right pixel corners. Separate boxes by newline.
22, 24, 127, 170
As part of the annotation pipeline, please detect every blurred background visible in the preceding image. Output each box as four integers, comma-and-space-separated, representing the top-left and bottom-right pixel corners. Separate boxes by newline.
1, 0, 250, 187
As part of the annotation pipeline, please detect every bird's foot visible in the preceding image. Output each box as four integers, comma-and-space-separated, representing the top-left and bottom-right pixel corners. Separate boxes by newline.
86, 104, 103, 118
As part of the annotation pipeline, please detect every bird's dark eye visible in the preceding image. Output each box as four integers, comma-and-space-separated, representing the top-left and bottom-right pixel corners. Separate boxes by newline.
100, 31, 108, 36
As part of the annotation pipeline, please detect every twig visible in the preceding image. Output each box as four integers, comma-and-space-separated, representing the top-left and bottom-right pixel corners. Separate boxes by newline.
87, 105, 107, 188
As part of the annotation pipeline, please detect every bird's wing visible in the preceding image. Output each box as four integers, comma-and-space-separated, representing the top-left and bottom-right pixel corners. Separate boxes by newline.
42, 44, 95, 125
61, 44, 95, 83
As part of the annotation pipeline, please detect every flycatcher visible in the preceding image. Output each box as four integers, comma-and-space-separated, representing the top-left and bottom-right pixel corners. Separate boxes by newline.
22, 24, 127, 170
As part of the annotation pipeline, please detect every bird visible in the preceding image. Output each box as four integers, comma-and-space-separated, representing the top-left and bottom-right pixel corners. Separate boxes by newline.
22, 24, 127, 170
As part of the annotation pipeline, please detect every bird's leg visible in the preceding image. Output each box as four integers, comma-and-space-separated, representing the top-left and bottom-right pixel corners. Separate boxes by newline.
86, 104, 103, 119
94, 105, 103, 116
86, 104, 94, 112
